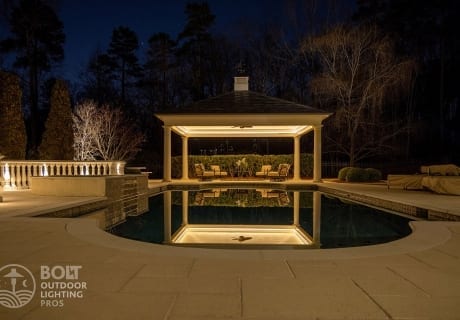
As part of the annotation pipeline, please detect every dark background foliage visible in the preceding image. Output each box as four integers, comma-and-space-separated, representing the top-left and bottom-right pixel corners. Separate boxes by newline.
1, 0, 459, 174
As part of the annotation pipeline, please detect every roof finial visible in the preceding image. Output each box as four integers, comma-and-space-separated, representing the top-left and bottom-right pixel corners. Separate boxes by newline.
235, 61, 247, 76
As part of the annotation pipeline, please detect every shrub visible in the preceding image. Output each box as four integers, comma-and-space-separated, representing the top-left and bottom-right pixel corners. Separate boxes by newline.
365, 168, 382, 181
338, 167, 353, 181
39, 79, 74, 160
346, 167, 370, 182
0, 71, 26, 159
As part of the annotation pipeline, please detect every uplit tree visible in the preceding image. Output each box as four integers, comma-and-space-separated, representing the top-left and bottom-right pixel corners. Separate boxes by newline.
73, 101, 144, 161
73, 101, 99, 161
0, 70, 27, 159
305, 25, 414, 165
0, 0, 65, 150
39, 79, 74, 159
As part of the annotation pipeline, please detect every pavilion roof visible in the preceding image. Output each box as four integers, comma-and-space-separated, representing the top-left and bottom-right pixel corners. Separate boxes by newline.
156, 90, 329, 115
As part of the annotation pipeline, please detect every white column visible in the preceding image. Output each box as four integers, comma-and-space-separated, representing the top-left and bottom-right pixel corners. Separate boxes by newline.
312, 191, 321, 246
163, 125, 172, 182
182, 136, 189, 180
163, 191, 172, 243
182, 191, 189, 225
293, 191, 300, 226
293, 136, 301, 181
313, 125, 323, 182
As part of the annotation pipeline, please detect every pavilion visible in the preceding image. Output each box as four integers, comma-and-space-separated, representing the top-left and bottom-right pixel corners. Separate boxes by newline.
154, 77, 331, 182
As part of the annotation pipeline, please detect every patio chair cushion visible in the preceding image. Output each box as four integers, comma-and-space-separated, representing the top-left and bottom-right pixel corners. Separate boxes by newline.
256, 165, 272, 177
195, 163, 214, 178
278, 164, 291, 177
268, 164, 291, 178
194, 163, 205, 176
420, 164, 460, 176
210, 165, 228, 177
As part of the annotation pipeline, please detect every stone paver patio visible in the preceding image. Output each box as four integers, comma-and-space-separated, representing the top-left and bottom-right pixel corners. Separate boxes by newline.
1, 181, 460, 319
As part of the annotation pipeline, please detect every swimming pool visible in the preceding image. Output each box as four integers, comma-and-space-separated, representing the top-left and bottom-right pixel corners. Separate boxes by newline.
111, 188, 413, 248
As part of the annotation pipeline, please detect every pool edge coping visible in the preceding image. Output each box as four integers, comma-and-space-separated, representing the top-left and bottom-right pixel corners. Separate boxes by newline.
65, 217, 455, 261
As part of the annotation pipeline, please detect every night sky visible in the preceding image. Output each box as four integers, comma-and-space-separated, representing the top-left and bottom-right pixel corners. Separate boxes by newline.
56, 0, 286, 81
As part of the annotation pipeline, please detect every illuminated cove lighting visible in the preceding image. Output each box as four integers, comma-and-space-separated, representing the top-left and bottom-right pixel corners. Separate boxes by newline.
173, 125, 313, 138
171, 224, 312, 245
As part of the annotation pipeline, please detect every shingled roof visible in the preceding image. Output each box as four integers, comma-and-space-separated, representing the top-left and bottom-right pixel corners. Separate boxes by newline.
157, 90, 328, 115
155, 77, 331, 137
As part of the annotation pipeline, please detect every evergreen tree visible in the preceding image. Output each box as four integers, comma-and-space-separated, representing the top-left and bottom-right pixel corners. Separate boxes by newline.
177, 2, 216, 101
1, 0, 65, 151
81, 50, 117, 107
144, 32, 177, 110
0, 70, 27, 159
107, 26, 141, 106
39, 79, 74, 160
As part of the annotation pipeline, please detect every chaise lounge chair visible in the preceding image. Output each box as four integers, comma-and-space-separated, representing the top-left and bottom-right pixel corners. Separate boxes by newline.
194, 163, 215, 180
210, 165, 228, 178
268, 164, 291, 181
256, 188, 279, 198
278, 192, 290, 206
255, 165, 272, 179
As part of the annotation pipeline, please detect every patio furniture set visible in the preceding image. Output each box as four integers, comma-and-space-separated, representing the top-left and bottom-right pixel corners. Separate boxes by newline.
194, 163, 291, 181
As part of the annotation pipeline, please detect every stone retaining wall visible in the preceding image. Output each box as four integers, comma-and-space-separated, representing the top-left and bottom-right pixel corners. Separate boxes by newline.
35, 175, 148, 228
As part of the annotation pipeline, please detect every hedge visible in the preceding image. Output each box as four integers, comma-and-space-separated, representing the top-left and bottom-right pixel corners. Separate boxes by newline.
365, 168, 382, 181
337, 166, 382, 182
338, 167, 353, 181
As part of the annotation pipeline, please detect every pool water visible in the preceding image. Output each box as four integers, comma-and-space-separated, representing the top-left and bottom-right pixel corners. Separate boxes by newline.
111, 188, 413, 248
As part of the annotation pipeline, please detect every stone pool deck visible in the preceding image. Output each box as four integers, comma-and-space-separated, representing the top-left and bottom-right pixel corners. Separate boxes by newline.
1, 180, 460, 319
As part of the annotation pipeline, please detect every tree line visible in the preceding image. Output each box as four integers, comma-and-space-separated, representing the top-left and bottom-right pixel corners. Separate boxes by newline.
1, 0, 459, 169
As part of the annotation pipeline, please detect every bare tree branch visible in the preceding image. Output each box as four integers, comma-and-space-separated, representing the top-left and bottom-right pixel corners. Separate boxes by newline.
305, 24, 415, 165
73, 101, 144, 161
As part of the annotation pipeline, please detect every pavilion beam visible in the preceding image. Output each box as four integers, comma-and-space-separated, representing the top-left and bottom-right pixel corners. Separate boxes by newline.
293, 136, 301, 181
182, 136, 189, 180
313, 125, 323, 182
163, 125, 172, 182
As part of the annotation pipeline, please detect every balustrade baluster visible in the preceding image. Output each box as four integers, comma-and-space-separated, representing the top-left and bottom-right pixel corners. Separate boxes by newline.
26, 164, 32, 188
10, 164, 16, 188
18, 164, 24, 188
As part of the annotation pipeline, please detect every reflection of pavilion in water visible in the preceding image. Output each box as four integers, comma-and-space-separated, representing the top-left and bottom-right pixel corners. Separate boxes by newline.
192, 189, 290, 207
163, 190, 321, 247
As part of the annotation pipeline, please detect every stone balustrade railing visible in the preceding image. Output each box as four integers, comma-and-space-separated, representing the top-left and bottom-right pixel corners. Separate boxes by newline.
0, 160, 126, 190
